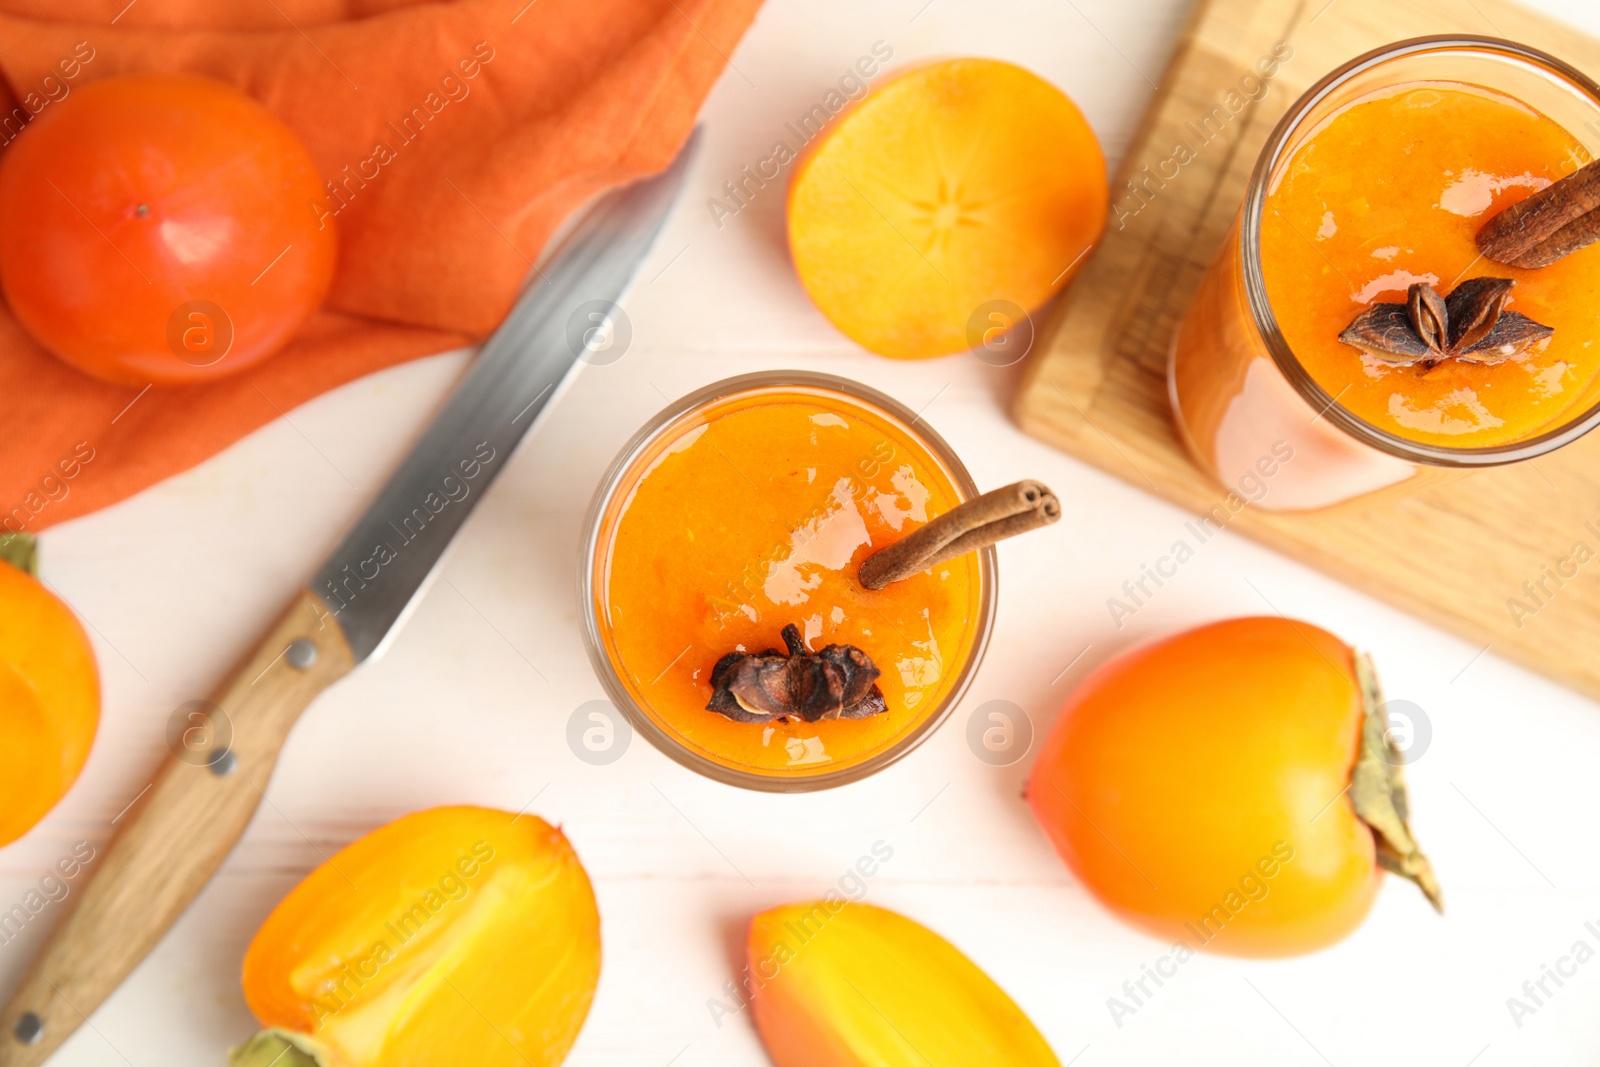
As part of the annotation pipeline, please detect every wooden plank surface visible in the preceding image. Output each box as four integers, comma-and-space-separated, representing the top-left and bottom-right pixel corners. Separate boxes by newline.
1015, 0, 1600, 699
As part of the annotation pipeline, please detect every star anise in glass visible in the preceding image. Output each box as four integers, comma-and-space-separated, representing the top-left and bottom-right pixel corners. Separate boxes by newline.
1337, 277, 1553, 368
706, 624, 887, 724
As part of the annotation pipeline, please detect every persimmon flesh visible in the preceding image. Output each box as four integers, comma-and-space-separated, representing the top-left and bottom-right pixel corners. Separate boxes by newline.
1027, 616, 1435, 957
787, 58, 1107, 359
749, 902, 1058, 1065
0, 73, 336, 385
238, 806, 600, 1067
0, 560, 99, 847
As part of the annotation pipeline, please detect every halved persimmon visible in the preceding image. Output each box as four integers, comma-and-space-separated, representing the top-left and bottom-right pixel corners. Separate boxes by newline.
1026, 616, 1439, 958
786, 58, 1107, 359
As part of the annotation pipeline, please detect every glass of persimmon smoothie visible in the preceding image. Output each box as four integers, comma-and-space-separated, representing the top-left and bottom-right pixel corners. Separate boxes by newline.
1170, 37, 1600, 511
580, 372, 996, 791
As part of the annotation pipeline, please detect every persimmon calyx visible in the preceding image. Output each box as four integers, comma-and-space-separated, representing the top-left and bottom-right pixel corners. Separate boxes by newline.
0, 533, 37, 576
1350, 653, 1444, 914
228, 1029, 337, 1067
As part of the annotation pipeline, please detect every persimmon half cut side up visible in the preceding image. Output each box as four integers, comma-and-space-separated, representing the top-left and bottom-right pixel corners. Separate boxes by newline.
786, 58, 1108, 359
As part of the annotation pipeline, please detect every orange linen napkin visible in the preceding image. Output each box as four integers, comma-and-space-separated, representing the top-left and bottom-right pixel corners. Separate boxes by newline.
0, 0, 762, 533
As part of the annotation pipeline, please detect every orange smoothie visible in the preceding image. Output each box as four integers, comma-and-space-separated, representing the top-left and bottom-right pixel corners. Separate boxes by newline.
589, 383, 987, 782
1171, 42, 1600, 511
1261, 82, 1600, 449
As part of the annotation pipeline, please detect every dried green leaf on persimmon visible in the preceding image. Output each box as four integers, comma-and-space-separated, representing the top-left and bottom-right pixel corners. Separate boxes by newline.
0, 533, 37, 576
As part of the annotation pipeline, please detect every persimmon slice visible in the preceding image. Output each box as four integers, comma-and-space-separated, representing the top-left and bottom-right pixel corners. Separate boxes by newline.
239, 806, 600, 1067
0, 561, 99, 847
749, 902, 1058, 1065
786, 58, 1107, 359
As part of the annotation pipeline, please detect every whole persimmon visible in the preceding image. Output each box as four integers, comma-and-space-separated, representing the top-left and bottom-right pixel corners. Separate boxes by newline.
0, 549, 100, 847
1026, 616, 1440, 958
787, 58, 1107, 360
0, 73, 336, 385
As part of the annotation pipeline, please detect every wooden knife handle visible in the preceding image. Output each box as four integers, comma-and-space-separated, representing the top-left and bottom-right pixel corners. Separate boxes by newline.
0, 589, 353, 1066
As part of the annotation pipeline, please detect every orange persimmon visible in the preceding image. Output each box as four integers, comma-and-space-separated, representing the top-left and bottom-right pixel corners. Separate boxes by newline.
0, 73, 336, 386
1026, 616, 1440, 958
786, 58, 1107, 359
235, 806, 600, 1067
0, 551, 99, 848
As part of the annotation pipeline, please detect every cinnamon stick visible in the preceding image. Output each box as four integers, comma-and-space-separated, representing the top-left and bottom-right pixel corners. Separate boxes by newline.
858, 480, 1060, 590
1477, 158, 1600, 268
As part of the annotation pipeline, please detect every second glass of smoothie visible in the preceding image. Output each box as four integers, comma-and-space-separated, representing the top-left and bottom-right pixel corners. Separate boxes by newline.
1170, 36, 1600, 511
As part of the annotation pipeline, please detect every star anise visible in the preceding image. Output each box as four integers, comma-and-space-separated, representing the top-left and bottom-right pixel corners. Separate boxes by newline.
706, 624, 887, 724
1337, 277, 1553, 368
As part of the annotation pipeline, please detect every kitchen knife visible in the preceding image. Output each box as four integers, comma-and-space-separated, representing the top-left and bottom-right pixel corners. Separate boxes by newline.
0, 131, 698, 1066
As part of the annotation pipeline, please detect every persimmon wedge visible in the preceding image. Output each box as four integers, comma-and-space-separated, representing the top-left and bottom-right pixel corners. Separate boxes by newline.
0, 548, 99, 848
786, 58, 1107, 359
235, 806, 600, 1067
1027, 616, 1441, 958
749, 902, 1058, 1065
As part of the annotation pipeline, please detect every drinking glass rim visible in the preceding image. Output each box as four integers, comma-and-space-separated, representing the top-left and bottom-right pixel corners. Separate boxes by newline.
576, 370, 998, 792
1241, 34, 1600, 467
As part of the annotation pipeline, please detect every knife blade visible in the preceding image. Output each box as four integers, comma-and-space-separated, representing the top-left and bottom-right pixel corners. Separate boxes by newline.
316, 128, 700, 662
0, 131, 698, 1067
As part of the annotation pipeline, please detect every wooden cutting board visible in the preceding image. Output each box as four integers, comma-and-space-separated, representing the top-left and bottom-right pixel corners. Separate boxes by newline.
1015, 0, 1600, 697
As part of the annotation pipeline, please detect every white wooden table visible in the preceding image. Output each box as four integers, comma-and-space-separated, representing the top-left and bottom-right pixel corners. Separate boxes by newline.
8, 1, 1600, 1063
